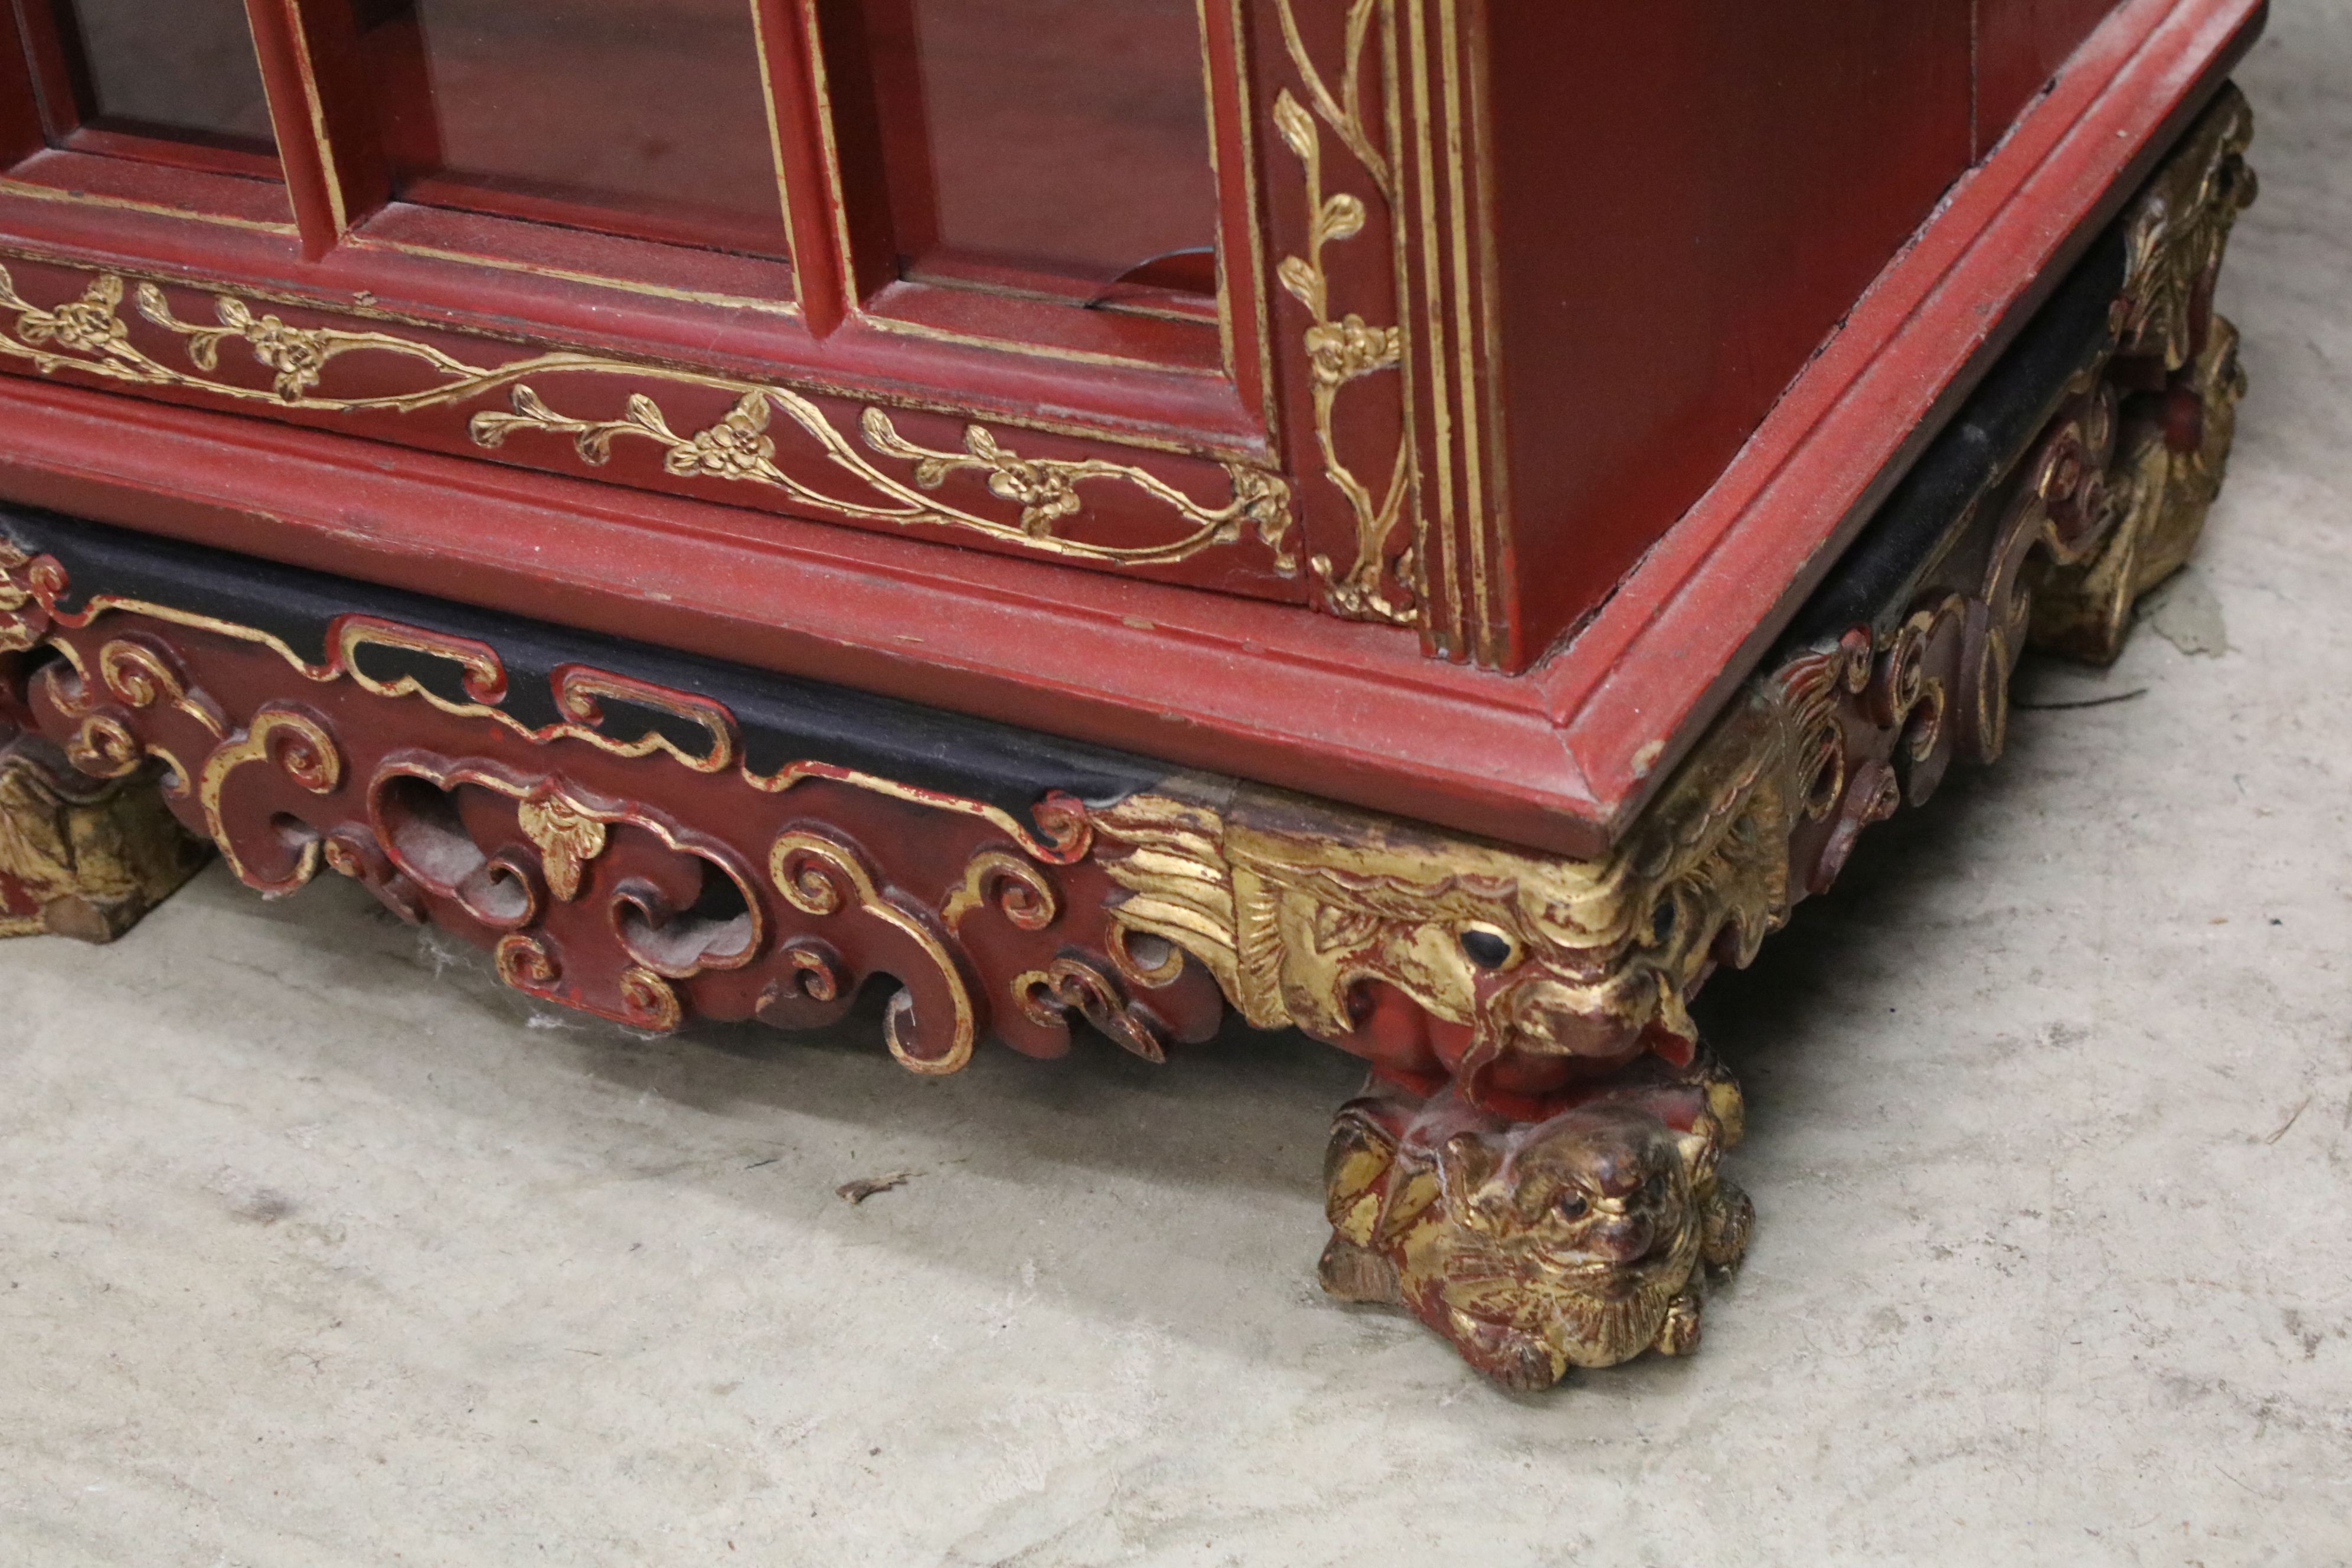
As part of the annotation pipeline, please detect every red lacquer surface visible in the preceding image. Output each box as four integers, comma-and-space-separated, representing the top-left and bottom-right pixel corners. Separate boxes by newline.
354, 0, 795, 257
1979, 0, 2132, 148
1483, 1, 1976, 667
854, 0, 1219, 302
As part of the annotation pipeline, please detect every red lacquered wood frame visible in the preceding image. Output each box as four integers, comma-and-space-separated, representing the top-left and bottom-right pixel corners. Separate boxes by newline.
0, 0, 2262, 860
0, 0, 2175, 626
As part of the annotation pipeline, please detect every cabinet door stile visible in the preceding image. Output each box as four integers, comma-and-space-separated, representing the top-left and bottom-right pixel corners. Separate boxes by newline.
754, 0, 852, 334
5, 0, 81, 144
802, 0, 919, 310
249, 0, 389, 256
1204, 0, 1273, 436
0, 2, 47, 160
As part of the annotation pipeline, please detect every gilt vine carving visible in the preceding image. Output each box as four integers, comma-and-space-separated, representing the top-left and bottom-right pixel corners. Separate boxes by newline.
0, 264, 1292, 570
1272, 0, 1417, 625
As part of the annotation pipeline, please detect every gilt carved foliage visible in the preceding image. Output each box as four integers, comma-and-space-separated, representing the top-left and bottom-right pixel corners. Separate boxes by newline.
1268, 0, 1417, 628
0, 263, 1292, 577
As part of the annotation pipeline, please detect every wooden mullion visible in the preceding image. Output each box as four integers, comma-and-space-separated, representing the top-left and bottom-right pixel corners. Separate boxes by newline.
743, 0, 844, 332
0, 2, 51, 161
245, 0, 387, 258
797, 0, 911, 317
8, 0, 88, 144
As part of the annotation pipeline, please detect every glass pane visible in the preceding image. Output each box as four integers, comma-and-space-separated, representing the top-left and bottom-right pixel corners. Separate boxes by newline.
355, 0, 791, 257
859, 0, 1218, 301
54, 0, 276, 152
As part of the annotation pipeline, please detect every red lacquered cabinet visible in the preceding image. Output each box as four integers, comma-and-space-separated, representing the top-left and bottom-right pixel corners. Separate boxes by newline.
0, 0, 2263, 1389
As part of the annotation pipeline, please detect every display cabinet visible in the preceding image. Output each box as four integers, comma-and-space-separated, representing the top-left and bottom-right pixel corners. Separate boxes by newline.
0, 0, 2263, 1389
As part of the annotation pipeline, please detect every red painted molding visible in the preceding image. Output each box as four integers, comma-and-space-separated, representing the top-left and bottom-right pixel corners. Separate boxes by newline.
0, 0, 2259, 860
1535, 0, 2264, 838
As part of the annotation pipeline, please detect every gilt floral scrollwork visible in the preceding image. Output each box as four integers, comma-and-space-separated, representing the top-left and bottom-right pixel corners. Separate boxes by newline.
0, 263, 1293, 573
1270, 0, 1416, 626
151, 291, 337, 400
14, 272, 132, 358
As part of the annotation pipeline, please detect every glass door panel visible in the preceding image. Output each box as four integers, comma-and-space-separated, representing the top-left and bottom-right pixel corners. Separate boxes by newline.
854, 0, 1219, 309
40, 0, 277, 154
352, 0, 792, 257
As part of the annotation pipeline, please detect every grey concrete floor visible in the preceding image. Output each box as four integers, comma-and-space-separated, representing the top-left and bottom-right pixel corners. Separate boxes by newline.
5, 12, 2350, 1567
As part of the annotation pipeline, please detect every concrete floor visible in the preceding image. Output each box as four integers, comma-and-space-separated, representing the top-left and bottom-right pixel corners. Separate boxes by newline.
5, 12, 2350, 1567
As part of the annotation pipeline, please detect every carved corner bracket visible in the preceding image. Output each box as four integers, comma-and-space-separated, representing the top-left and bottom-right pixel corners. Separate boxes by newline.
2029, 90, 2257, 662
1279, 84, 2258, 1388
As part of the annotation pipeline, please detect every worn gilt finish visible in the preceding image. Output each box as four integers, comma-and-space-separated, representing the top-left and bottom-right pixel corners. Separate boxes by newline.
1265, 0, 1514, 659
0, 546, 1236, 1059
2030, 92, 2257, 662
1320, 1054, 1753, 1389
0, 730, 208, 942
1108, 89, 2258, 1128
1270, 0, 1417, 626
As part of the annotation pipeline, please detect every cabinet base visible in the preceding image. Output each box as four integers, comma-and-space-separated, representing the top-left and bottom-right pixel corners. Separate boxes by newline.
0, 90, 2252, 1390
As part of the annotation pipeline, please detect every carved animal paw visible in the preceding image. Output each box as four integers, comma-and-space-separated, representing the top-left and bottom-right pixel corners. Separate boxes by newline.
1448, 1311, 1562, 1393
1652, 1289, 1703, 1357
1318, 1234, 1402, 1305
1701, 1175, 1755, 1271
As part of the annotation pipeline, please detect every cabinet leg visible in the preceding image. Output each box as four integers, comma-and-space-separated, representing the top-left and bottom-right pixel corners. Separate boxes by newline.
1319, 1050, 1753, 1391
0, 732, 210, 942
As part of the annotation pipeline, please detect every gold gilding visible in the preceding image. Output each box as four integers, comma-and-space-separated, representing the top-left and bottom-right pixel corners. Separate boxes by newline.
0, 264, 1291, 570
0, 740, 209, 942
1271, 2, 1416, 625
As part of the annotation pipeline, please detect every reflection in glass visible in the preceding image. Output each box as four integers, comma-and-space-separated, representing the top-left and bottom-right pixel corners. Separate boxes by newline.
53, 0, 276, 152
357, 0, 791, 256
859, 0, 1219, 302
